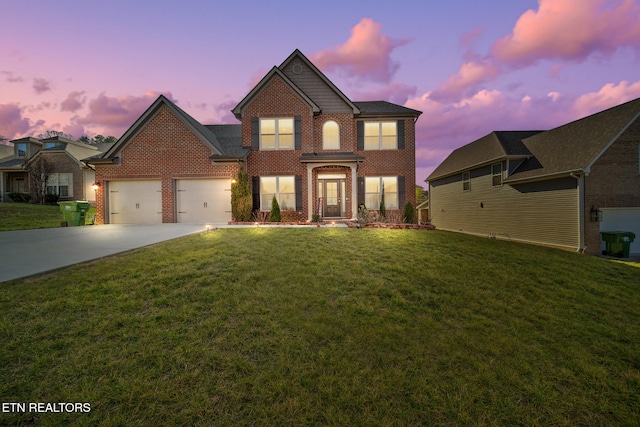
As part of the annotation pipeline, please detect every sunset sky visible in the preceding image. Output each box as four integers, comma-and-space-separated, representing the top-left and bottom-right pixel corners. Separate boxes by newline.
2, 0, 639, 185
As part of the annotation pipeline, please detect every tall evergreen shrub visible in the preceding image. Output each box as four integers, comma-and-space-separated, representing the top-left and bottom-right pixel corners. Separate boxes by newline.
270, 196, 281, 222
231, 168, 252, 222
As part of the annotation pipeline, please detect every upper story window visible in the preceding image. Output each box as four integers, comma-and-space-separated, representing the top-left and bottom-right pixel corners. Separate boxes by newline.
365, 121, 397, 150
462, 171, 470, 191
17, 143, 27, 157
323, 121, 340, 150
43, 142, 56, 149
260, 118, 293, 150
492, 163, 503, 186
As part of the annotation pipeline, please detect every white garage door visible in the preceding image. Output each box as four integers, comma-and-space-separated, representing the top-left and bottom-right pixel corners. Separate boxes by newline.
600, 208, 640, 254
109, 180, 162, 224
176, 179, 231, 223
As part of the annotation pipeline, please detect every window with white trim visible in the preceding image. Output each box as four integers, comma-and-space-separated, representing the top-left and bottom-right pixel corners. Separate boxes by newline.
260, 118, 294, 150
364, 121, 397, 150
323, 121, 340, 150
17, 143, 27, 157
492, 163, 503, 186
260, 176, 295, 210
47, 173, 72, 197
462, 171, 470, 191
365, 177, 398, 209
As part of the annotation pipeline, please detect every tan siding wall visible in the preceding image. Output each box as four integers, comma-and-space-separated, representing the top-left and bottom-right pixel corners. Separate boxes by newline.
430, 167, 580, 250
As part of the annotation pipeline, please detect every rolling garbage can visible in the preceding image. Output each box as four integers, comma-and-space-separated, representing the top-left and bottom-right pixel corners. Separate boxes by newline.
59, 201, 90, 226
601, 231, 636, 258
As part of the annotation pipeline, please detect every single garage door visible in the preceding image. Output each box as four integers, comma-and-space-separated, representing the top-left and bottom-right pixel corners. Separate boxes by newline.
600, 208, 640, 254
109, 180, 162, 224
176, 179, 231, 223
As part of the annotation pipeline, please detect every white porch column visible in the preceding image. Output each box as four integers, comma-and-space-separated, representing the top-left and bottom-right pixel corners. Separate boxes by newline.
350, 164, 357, 219
307, 164, 313, 221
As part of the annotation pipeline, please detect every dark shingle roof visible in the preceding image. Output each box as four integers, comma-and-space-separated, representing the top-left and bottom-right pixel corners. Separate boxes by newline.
353, 101, 422, 117
205, 125, 248, 159
505, 97, 640, 182
428, 131, 540, 181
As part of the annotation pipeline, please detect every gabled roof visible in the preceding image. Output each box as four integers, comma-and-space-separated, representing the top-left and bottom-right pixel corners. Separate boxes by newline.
26, 139, 100, 169
428, 131, 541, 181
505, 97, 640, 183
279, 49, 360, 115
232, 65, 321, 119
428, 97, 640, 184
100, 95, 226, 161
205, 124, 249, 160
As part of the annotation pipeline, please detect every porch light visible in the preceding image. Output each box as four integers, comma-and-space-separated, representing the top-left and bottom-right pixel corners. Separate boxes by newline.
590, 205, 602, 222
91, 182, 100, 191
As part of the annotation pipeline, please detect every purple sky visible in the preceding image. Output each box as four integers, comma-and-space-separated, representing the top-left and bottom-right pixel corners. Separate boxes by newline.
2, 0, 640, 185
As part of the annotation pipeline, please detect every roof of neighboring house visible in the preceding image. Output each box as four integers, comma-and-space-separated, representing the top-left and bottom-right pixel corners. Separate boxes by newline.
428, 131, 541, 181
0, 157, 24, 169
354, 101, 422, 118
505, 97, 640, 183
97, 95, 246, 163
428, 97, 640, 183
0, 144, 13, 160
32, 140, 102, 167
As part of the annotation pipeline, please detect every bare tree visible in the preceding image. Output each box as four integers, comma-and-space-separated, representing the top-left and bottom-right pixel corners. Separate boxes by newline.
26, 157, 55, 204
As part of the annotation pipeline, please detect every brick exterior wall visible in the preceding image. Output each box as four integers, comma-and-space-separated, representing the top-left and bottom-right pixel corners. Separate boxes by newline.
40, 152, 85, 201
94, 105, 240, 224
583, 118, 640, 254
242, 76, 417, 220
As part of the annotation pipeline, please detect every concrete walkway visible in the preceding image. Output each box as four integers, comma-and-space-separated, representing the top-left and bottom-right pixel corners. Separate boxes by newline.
0, 224, 211, 283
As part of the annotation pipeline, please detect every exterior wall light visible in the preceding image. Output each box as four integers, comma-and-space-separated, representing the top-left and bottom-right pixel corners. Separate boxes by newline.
590, 205, 602, 222
91, 182, 100, 191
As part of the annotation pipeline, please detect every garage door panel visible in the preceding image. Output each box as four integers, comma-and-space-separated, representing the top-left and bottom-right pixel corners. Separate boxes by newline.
176, 179, 231, 223
109, 180, 162, 224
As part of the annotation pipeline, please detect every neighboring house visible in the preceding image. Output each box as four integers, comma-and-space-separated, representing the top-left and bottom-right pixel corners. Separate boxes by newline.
0, 136, 107, 203
89, 49, 421, 224
427, 97, 640, 256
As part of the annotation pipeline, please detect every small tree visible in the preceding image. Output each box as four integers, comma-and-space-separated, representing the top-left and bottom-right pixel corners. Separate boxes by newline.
26, 157, 55, 204
379, 184, 386, 219
404, 202, 415, 224
231, 168, 252, 222
269, 196, 281, 222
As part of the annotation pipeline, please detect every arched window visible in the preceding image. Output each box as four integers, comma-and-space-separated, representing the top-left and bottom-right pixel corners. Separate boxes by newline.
323, 121, 340, 150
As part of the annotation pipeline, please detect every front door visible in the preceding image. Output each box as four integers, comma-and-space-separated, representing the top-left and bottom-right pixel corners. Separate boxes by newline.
323, 180, 340, 217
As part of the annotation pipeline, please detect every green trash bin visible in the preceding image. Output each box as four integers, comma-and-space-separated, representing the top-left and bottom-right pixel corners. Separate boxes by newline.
59, 201, 90, 226
601, 231, 636, 258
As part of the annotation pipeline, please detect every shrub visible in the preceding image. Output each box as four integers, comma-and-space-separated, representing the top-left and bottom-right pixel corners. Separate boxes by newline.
269, 196, 281, 222
379, 189, 386, 219
8, 193, 31, 203
251, 211, 270, 223
404, 202, 415, 224
231, 168, 252, 222
44, 194, 60, 205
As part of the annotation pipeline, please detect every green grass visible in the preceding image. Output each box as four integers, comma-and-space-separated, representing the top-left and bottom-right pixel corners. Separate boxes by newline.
1, 229, 639, 426
0, 202, 96, 231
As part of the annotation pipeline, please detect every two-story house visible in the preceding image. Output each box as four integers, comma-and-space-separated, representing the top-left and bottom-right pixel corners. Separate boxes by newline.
89, 49, 421, 224
0, 136, 103, 203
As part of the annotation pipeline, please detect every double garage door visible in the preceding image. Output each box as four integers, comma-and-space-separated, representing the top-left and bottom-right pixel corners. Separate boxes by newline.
108, 179, 231, 224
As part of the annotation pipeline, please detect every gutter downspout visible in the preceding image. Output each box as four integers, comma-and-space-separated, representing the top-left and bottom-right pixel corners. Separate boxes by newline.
570, 172, 586, 253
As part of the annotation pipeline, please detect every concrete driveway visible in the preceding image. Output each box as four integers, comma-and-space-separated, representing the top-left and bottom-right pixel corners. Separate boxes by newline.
0, 224, 210, 283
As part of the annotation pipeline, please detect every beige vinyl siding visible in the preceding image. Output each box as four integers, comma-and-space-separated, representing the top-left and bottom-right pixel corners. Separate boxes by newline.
430, 165, 580, 250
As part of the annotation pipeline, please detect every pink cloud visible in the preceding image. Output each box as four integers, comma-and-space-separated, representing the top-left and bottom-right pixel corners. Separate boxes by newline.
311, 18, 410, 83
0, 104, 31, 139
429, 59, 501, 102
33, 78, 51, 94
61, 91, 86, 112
2, 71, 23, 83
491, 0, 640, 67
74, 91, 176, 137
572, 80, 640, 116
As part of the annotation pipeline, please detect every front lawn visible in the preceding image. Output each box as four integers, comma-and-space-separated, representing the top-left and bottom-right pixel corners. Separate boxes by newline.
0, 202, 96, 231
1, 229, 639, 425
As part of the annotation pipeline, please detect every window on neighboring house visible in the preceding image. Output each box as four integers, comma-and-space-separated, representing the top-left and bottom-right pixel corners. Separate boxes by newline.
43, 142, 56, 149
365, 177, 398, 210
323, 121, 340, 150
47, 173, 72, 197
492, 163, 503, 186
462, 171, 470, 191
364, 121, 397, 150
17, 143, 27, 157
260, 176, 295, 210
260, 118, 294, 150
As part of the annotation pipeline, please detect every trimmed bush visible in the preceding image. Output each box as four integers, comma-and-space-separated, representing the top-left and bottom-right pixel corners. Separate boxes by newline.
269, 196, 281, 222
8, 193, 32, 203
404, 202, 415, 224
